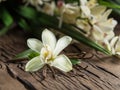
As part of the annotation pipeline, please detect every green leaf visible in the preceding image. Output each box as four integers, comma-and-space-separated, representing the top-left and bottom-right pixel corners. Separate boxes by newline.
14, 49, 40, 60
70, 59, 81, 65
0, 8, 13, 26
18, 18, 30, 30
0, 7, 14, 35
98, 0, 120, 9
28, 51, 40, 59
16, 6, 37, 20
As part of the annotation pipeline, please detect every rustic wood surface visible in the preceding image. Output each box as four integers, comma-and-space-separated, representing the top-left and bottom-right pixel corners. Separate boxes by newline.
0, 24, 120, 90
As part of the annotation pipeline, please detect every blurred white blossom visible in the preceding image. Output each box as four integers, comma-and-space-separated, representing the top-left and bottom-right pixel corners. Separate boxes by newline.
56, 2, 80, 27
42, 1, 55, 15
80, 0, 91, 18
0, 0, 6, 2
77, 5, 117, 43
87, 0, 98, 8
90, 6, 117, 41
23, 0, 50, 10
103, 36, 120, 58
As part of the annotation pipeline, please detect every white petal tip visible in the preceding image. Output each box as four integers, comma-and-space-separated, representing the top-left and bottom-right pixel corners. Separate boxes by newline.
25, 68, 29, 72
27, 38, 43, 52
25, 65, 32, 72
53, 36, 72, 56
42, 28, 51, 34
65, 67, 72, 72
65, 36, 72, 42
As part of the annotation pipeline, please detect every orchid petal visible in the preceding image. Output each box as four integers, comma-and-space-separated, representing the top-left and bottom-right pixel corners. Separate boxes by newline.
51, 54, 72, 72
42, 29, 56, 51
91, 6, 106, 16
27, 38, 43, 52
53, 36, 72, 57
25, 56, 44, 72
87, 0, 97, 8
81, 6, 91, 17
92, 25, 104, 41
104, 40, 111, 51
98, 19, 117, 32
110, 36, 118, 54
102, 9, 112, 20
116, 52, 120, 56
110, 36, 118, 48
115, 37, 120, 52
105, 31, 115, 41
76, 19, 91, 33
80, 0, 87, 5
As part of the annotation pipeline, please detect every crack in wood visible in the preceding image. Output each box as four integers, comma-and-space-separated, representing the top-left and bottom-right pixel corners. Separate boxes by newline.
17, 77, 37, 90
96, 66, 119, 79
30, 73, 48, 88
80, 83, 92, 90
6, 65, 37, 90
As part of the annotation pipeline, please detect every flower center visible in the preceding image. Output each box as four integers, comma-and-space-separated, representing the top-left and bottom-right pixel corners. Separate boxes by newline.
40, 45, 54, 64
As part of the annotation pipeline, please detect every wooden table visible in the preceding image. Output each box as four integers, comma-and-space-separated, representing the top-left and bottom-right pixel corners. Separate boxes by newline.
0, 24, 120, 90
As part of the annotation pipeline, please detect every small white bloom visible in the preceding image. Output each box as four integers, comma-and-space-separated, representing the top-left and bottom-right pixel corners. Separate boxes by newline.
98, 35, 120, 58
90, 6, 117, 41
109, 36, 120, 57
57, 3, 80, 25
80, 0, 91, 18
76, 5, 117, 42
25, 29, 72, 72
87, 0, 98, 8
80, 0, 97, 18
42, 1, 55, 16
76, 19, 91, 35
23, 0, 50, 10
23, 0, 43, 6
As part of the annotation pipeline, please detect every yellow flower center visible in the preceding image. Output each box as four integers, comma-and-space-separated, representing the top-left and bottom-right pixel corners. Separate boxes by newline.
40, 45, 54, 64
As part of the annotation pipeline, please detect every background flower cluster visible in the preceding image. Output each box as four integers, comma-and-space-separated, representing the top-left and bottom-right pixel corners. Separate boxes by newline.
0, 0, 120, 57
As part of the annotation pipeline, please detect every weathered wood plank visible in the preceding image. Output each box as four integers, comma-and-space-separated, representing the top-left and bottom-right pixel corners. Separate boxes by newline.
0, 25, 120, 90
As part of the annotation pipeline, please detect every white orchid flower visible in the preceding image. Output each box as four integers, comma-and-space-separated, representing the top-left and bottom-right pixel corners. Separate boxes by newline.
25, 29, 72, 72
